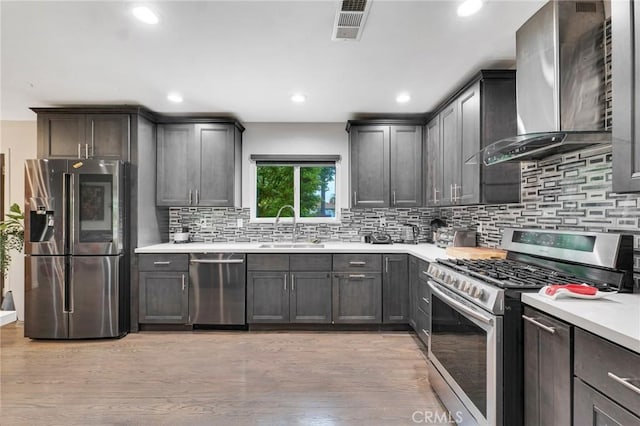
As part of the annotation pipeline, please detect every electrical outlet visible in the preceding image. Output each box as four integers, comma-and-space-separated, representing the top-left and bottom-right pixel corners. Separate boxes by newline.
237, 218, 243, 228
380, 216, 386, 227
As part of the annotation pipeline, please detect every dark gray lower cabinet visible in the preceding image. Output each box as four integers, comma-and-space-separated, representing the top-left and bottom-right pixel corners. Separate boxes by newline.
290, 272, 332, 323
332, 273, 381, 323
408, 256, 419, 329
246, 271, 288, 323
382, 254, 408, 323
574, 378, 640, 426
138, 271, 188, 324
523, 307, 572, 426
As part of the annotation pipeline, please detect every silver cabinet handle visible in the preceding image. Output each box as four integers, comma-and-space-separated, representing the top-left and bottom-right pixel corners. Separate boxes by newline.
195, 189, 199, 204
90, 120, 95, 158
429, 280, 493, 325
189, 259, 244, 264
393, 190, 397, 205
349, 274, 366, 278
353, 191, 357, 206
607, 372, 640, 395
421, 329, 430, 338
85, 143, 89, 159
77, 144, 81, 159
181, 274, 186, 291
188, 190, 193, 205
284, 273, 287, 291
291, 274, 295, 292
349, 261, 366, 266
385, 257, 389, 273
153, 261, 171, 265
433, 187, 439, 203
522, 315, 556, 334
422, 297, 430, 304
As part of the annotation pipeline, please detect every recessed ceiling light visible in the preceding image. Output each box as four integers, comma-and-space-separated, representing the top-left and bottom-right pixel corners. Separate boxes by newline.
457, 0, 483, 17
291, 94, 307, 103
167, 93, 183, 103
396, 93, 411, 104
132, 6, 159, 24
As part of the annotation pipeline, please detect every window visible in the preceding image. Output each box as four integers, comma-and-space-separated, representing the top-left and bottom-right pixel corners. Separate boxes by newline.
251, 155, 339, 222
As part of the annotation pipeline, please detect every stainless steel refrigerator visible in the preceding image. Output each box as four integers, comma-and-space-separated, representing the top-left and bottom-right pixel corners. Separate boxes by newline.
24, 159, 128, 339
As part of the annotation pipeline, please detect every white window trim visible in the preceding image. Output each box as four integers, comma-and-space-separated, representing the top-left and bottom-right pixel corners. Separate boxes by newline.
249, 159, 342, 224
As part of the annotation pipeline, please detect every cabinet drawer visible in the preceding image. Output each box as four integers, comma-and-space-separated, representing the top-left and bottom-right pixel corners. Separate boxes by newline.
332, 254, 381, 272
574, 377, 640, 426
415, 308, 430, 347
247, 254, 289, 271
138, 254, 189, 271
575, 328, 640, 417
417, 276, 431, 315
290, 254, 332, 271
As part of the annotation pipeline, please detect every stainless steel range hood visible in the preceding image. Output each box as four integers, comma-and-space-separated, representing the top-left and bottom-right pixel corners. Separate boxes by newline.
473, 0, 610, 166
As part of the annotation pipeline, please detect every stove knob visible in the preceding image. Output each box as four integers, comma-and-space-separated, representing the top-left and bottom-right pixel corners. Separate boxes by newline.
462, 281, 471, 292
444, 274, 453, 284
474, 288, 484, 299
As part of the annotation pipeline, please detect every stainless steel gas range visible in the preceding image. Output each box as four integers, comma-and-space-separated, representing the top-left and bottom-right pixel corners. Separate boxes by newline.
425, 228, 634, 426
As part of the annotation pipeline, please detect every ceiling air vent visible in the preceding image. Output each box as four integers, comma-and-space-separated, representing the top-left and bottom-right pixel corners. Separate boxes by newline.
332, 0, 372, 41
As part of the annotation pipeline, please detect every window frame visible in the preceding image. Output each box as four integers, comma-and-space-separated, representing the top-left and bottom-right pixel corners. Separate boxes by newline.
250, 159, 341, 224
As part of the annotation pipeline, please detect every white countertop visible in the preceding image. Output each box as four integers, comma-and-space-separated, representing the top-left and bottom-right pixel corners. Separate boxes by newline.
522, 292, 640, 353
135, 242, 449, 263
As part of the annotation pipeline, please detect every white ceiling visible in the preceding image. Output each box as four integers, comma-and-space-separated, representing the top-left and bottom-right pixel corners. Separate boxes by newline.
0, 0, 545, 122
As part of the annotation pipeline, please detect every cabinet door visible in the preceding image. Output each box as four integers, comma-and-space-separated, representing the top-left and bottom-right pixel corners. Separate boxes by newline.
350, 126, 390, 207
290, 272, 332, 323
390, 126, 422, 207
86, 114, 130, 160
139, 271, 188, 324
382, 254, 409, 323
246, 271, 289, 323
194, 124, 236, 206
523, 307, 572, 426
612, 0, 640, 192
425, 117, 442, 206
332, 273, 381, 323
574, 378, 640, 426
38, 113, 86, 159
408, 256, 419, 330
440, 104, 459, 206
156, 124, 195, 206
458, 83, 480, 205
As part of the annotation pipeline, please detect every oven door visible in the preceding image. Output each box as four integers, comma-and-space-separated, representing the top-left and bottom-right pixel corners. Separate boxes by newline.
428, 279, 503, 426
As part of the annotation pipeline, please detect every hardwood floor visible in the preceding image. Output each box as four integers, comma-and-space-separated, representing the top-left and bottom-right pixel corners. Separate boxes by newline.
1, 323, 449, 425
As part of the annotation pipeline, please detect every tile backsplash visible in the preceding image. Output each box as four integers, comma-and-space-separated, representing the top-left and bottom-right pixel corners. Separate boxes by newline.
171, 145, 639, 289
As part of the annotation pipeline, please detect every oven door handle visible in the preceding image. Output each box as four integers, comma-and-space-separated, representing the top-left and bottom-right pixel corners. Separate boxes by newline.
428, 280, 494, 326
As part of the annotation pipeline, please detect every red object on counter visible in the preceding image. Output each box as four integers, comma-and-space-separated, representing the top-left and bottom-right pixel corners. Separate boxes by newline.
544, 284, 598, 296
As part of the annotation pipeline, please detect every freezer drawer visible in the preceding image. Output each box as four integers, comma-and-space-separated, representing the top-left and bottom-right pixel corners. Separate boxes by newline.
189, 253, 246, 325
25, 256, 68, 339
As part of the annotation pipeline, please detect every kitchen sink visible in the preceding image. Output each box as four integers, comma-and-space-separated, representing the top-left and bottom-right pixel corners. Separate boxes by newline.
259, 243, 325, 249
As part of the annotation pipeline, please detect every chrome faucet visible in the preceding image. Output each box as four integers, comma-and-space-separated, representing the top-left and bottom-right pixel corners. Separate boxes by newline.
274, 204, 297, 243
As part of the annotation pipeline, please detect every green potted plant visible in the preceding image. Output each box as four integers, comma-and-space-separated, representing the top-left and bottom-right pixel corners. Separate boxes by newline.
0, 203, 24, 311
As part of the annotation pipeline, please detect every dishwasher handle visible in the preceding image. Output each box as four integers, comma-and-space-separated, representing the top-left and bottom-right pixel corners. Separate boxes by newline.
190, 259, 245, 264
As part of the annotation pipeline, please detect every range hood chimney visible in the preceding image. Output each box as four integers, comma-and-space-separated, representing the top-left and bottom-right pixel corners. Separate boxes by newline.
475, 0, 610, 166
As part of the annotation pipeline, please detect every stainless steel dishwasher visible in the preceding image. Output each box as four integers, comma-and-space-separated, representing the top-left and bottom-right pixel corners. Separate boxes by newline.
189, 253, 246, 325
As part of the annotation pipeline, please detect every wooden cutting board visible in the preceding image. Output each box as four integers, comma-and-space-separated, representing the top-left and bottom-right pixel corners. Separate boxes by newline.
445, 246, 507, 259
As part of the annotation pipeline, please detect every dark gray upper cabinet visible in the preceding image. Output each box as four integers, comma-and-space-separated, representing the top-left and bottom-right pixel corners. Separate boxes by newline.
426, 70, 519, 207
156, 122, 242, 207
348, 121, 423, 208
35, 111, 130, 160
350, 125, 390, 208
425, 117, 442, 206
382, 254, 409, 324
523, 307, 572, 426
612, 0, 640, 193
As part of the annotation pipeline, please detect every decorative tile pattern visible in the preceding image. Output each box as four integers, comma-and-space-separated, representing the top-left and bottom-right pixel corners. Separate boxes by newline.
439, 146, 640, 290
170, 145, 639, 290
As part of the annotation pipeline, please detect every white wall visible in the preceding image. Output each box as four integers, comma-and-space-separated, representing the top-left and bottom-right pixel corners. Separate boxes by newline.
241, 122, 349, 208
0, 120, 37, 320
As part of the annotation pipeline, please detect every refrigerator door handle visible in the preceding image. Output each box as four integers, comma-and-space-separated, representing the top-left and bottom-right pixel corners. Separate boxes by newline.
64, 258, 72, 313
62, 173, 72, 254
